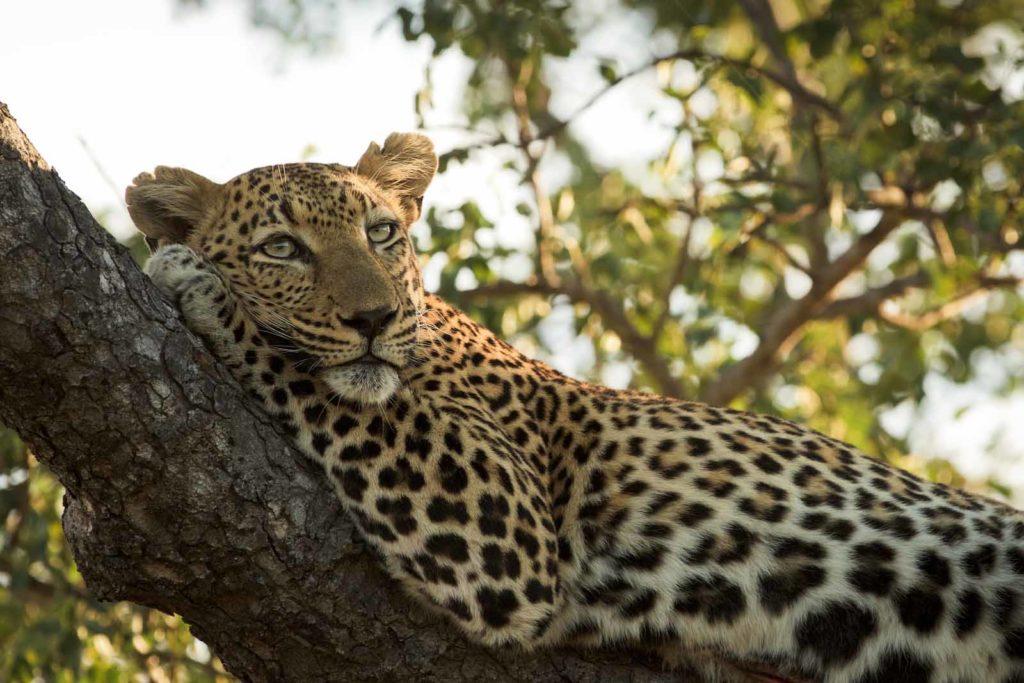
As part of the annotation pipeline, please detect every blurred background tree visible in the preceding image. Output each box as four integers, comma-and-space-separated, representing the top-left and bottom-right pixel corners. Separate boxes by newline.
3, 0, 1024, 679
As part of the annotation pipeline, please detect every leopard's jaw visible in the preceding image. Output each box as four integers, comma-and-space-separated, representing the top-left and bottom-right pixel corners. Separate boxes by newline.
321, 362, 401, 404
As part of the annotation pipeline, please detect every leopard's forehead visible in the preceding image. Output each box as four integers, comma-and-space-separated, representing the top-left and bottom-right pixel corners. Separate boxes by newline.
231, 162, 350, 190
220, 163, 399, 233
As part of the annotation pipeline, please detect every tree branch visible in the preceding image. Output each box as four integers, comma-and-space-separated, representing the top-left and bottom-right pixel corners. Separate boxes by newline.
652, 128, 702, 341
736, 0, 798, 82
700, 211, 905, 405
815, 272, 931, 319
457, 277, 686, 399
816, 271, 1022, 323
651, 220, 693, 341
508, 59, 561, 286
586, 48, 842, 127
752, 232, 813, 274
455, 277, 562, 300
877, 288, 989, 331
562, 280, 686, 398
875, 275, 1023, 331
0, 104, 675, 682
491, 58, 687, 399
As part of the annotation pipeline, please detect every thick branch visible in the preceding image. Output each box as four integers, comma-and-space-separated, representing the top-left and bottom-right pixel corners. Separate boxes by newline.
0, 104, 674, 681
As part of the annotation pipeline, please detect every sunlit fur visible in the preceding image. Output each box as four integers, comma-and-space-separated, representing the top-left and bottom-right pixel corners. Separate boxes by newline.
133, 135, 1024, 683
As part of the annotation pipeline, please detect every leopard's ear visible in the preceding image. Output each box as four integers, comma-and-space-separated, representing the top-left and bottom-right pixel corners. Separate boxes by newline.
355, 132, 437, 221
125, 166, 222, 244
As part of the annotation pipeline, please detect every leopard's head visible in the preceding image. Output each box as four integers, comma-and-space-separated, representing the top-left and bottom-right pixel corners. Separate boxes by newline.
126, 133, 437, 404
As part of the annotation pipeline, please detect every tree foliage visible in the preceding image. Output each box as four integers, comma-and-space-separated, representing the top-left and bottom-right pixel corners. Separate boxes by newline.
3, 0, 1024, 679
405, 0, 1024, 466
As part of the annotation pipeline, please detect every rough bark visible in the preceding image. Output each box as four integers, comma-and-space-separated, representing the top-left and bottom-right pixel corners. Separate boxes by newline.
0, 103, 673, 681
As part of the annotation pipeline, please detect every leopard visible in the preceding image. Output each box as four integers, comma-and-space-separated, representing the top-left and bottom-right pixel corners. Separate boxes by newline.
126, 132, 1024, 682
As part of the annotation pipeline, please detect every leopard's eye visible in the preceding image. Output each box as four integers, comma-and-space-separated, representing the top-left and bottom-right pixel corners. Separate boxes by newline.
259, 236, 300, 259
367, 222, 397, 245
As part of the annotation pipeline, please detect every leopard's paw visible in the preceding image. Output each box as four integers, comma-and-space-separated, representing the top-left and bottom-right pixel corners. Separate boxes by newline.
146, 245, 231, 337
145, 244, 213, 300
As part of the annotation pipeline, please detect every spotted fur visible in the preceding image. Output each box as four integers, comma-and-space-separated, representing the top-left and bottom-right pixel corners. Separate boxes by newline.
129, 133, 1024, 682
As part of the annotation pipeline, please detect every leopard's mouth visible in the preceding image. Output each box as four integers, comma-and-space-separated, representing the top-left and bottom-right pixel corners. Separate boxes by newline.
334, 353, 401, 370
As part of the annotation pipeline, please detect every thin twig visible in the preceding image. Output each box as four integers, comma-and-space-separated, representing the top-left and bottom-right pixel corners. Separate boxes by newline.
816, 272, 930, 319
879, 287, 990, 331
652, 127, 701, 340
507, 59, 561, 286
652, 221, 694, 340
77, 134, 127, 209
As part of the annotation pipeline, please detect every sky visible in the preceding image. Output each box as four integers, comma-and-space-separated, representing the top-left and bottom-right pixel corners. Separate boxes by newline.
4, 1, 436, 239
4, 0, 1024, 498
2, 0, 670, 239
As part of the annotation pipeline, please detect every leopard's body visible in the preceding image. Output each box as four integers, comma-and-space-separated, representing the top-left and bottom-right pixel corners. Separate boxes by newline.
129, 133, 1024, 682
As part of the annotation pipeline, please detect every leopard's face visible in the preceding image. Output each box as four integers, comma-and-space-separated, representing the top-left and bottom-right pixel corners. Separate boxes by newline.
127, 133, 438, 404
215, 164, 428, 403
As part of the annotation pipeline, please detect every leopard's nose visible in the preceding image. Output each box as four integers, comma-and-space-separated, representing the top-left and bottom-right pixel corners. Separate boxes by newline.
341, 306, 397, 341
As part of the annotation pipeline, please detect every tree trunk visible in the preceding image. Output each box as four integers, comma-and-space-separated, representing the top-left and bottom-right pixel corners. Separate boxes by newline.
0, 103, 673, 682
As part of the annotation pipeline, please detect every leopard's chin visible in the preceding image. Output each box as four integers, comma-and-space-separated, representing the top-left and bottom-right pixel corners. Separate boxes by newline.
321, 362, 401, 404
